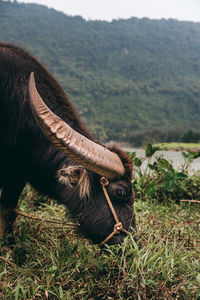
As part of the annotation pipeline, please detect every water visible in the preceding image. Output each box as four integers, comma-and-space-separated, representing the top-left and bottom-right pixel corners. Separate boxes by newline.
125, 148, 200, 175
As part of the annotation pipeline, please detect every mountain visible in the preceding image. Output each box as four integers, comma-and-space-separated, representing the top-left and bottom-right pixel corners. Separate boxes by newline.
1, 0, 200, 145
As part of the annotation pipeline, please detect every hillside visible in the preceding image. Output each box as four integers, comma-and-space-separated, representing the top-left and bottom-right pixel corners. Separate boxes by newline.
1, 0, 200, 145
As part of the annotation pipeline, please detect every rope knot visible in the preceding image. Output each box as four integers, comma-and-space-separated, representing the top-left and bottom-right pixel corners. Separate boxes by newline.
114, 222, 123, 234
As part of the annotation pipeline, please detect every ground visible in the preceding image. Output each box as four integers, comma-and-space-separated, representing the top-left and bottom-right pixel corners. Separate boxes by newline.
0, 184, 199, 299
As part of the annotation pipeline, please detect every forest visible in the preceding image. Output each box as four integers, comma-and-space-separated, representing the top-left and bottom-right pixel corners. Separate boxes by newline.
1, 0, 200, 144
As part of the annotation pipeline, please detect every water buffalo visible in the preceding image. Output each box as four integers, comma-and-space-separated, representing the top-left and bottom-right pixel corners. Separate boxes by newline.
0, 42, 136, 245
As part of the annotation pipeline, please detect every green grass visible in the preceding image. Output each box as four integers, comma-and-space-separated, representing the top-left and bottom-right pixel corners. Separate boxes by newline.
0, 185, 200, 299
154, 142, 200, 151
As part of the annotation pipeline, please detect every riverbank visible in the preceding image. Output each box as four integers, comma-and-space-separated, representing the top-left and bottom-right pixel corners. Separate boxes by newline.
123, 146, 200, 175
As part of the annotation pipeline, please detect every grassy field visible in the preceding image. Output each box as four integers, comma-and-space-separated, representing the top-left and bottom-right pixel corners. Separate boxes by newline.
0, 148, 200, 299
0, 185, 200, 299
154, 142, 200, 151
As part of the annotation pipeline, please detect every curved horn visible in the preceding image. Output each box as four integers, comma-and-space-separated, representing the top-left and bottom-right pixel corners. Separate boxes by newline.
28, 73, 125, 179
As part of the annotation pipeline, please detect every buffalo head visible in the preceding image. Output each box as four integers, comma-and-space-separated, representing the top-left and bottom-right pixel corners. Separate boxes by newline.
29, 73, 136, 245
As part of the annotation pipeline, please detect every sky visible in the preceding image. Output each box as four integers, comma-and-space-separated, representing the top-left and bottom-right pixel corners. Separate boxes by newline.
17, 0, 200, 22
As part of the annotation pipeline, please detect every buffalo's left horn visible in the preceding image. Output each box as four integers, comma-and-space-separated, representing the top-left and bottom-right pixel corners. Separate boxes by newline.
28, 73, 125, 179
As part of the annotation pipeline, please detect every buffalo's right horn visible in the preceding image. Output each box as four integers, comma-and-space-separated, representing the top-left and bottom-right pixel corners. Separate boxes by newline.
28, 73, 125, 179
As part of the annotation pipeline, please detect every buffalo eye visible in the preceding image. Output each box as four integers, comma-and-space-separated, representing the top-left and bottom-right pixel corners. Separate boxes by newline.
116, 188, 127, 200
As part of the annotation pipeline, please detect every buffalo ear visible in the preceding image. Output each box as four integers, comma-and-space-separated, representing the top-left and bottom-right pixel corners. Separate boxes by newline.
58, 166, 91, 198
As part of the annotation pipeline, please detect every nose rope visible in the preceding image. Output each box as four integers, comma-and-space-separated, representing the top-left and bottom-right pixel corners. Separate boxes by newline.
99, 177, 130, 246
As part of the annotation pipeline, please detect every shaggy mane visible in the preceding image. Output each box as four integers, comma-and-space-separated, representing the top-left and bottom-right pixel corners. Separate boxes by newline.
107, 144, 133, 180
58, 165, 91, 199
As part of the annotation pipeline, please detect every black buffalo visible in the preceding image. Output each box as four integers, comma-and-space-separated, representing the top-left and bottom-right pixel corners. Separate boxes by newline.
0, 42, 136, 245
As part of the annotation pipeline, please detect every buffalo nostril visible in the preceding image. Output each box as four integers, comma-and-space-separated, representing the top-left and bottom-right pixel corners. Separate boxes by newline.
117, 189, 127, 199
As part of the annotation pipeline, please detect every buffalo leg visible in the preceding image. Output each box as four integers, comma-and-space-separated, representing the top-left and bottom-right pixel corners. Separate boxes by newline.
0, 181, 25, 237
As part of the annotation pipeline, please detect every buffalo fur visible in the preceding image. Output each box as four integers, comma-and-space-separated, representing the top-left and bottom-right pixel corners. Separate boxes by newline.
58, 165, 91, 199
107, 144, 133, 179
0, 204, 18, 237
